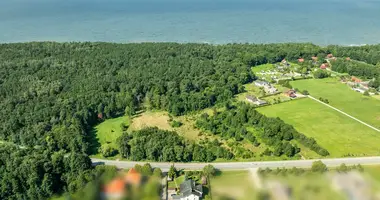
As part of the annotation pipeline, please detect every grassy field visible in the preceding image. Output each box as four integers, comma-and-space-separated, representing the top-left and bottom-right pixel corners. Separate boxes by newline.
263, 173, 344, 200
168, 175, 186, 189
252, 63, 275, 73
291, 78, 380, 128
90, 115, 130, 156
210, 171, 256, 200
257, 98, 380, 157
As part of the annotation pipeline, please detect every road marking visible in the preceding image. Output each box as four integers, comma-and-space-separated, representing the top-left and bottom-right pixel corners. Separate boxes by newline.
307, 95, 380, 132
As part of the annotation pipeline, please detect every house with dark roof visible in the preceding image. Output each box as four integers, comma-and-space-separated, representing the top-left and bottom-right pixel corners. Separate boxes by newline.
246, 95, 258, 103
172, 180, 203, 200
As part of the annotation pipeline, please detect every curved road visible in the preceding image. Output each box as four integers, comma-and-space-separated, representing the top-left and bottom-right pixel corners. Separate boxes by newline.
92, 156, 380, 171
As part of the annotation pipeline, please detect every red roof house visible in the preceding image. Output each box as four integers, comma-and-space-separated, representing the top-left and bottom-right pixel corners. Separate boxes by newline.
320, 64, 327, 69
284, 89, 297, 98
125, 168, 142, 185
346, 57, 351, 61
312, 56, 318, 61
298, 58, 304, 63
351, 76, 362, 83
327, 54, 333, 58
102, 178, 126, 199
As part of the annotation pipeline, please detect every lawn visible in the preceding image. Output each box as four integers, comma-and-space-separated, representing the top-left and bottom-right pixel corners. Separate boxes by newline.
252, 63, 275, 73
89, 115, 130, 156
263, 173, 344, 200
291, 78, 380, 128
257, 98, 380, 157
168, 175, 186, 189
210, 171, 256, 200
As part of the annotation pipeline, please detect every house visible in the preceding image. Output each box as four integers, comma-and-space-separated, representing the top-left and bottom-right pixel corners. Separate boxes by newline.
298, 58, 304, 63
320, 64, 328, 69
311, 56, 318, 61
353, 87, 367, 94
254, 99, 267, 106
327, 53, 333, 58
172, 180, 203, 200
246, 95, 258, 103
281, 59, 290, 66
352, 76, 362, 83
265, 86, 278, 94
285, 89, 297, 98
101, 168, 142, 200
102, 178, 126, 200
125, 168, 142, 185
254, 80, 270, 87
346, 57, 351, 61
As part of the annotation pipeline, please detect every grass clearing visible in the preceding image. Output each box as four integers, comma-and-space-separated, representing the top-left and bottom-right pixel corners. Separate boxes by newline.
252, 63, 275, 73
291, 78, 380, 128
257, 98, 380, 157
263, 173, 344, 200
168, 175, 186, 189
210, 171, 256, 200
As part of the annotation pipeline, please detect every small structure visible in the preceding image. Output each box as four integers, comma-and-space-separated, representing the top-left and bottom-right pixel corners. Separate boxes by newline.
346, 57, 351, 61
311, 56, 318, 61
285, 89, 297, 98
255, 80, 270, 87
320, 64, 328, 69
352, 76, 362, 83
298, 58, 304, 63
265, 86, 278, 94
281, 59, 290, 66
254, 99, 267, 106
125, 168, 142, 185
246, 95, 258, 103
327, 53, 333, 58
353, 87, 367, 94
172, 180, 203, 200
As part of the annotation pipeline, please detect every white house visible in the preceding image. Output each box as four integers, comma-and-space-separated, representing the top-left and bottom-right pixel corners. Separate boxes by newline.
254, 80, 270, 87
172, 180, 203, 200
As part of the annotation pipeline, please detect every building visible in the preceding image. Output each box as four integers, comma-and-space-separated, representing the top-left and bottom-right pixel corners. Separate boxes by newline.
281, 59, 290, 66
125, 168, 142, 185
172, 180, 203, 200
246, 95, 258, 103
298, 58, 304, 63
320, 64, 328, 69
254, 99, 267, 106
254, 80, 270, 87
346, 57, 351, 61
102, 178, 126, 200
352, 76, 362, 83
327, 53, 333, 58
311, 56, 318, 61
285, 89, 297, 98
265, 86, 278, 94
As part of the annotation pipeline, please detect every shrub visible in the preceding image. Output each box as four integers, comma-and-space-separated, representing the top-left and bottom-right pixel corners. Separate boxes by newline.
101, 144, 118, 157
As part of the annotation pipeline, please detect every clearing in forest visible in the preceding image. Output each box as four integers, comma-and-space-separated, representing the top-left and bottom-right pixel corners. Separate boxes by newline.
291, 78, 380, 128
257, 98, 380, 157
93, 115, 130, 150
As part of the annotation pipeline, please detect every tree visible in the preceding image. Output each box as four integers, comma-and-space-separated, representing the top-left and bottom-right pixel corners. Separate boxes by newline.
363, 90, 370, 96
101, 144, 117, 157
141, 163, 153, 176
301, 90, 309, 95
337, 163, 348, 173
153, 168, 162, 178
203, 164, 216, 178
313, 69, 329, 79
311, 161, 327, 173
168, 165, 177, 180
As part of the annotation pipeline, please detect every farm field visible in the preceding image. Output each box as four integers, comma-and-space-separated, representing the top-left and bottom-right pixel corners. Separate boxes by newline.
291, 78, 380, 128
257, 98, 380, 157
210, 171, 256, 200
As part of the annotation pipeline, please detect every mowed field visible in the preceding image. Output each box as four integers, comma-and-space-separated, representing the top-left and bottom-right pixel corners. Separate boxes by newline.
257, 98, 380, 157
291, 78, 380, 128
93, 115, 130, 150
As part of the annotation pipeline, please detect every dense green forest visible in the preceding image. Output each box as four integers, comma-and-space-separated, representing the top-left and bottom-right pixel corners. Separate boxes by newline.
1, 42, 380, 199
118, 127, 233, 162
196, 103, 329, 157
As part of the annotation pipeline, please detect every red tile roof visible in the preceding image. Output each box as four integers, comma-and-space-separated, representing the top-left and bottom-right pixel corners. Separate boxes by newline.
125, 168, 141, 185
327, 54, 333, 58
298, 58, 304, 63
103, 178, 125, 195
346, 57, 351, 61
312, 56, 318, 61
320, 64, 327, 69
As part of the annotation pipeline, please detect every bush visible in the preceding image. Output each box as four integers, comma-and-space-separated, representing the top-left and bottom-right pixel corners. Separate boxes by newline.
314, 69, 329, 79
101, 145, 118, 157
311, 161, 327, 173
170, 120, 183, 128
363, 90, 370, 96
301, 90, 309, 95
153, 168, 162, 178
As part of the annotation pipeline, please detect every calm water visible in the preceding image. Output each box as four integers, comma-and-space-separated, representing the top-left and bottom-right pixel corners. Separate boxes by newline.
1, 0, 380, 45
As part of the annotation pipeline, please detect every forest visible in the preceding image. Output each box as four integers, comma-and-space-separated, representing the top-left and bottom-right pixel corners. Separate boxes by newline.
196, 103, 329, 157
1, 42, 380, 199
118, 127, 233, 162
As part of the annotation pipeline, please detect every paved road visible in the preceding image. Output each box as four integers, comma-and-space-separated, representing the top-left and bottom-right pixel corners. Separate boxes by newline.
308, 95, 380, 132
92, 156, 380, 171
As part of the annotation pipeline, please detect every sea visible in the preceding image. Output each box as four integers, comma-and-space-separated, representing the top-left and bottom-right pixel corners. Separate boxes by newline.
1, 0, 380, 45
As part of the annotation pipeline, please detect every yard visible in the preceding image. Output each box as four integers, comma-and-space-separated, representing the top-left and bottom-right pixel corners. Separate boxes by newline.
257, 98, 380, 157
252, 63, 275, 73
291, 78, 380, 128
210, 171, 256, 200
262, 173, 344, 200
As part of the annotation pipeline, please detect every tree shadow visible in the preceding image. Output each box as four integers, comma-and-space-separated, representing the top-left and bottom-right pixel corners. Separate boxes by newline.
87, 127, 101, 155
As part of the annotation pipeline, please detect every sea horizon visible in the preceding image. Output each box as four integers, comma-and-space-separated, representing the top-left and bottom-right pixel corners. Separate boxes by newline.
1, 0, 380, 45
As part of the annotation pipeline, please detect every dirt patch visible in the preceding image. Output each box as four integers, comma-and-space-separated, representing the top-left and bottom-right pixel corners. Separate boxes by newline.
129, 111, 173, 131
